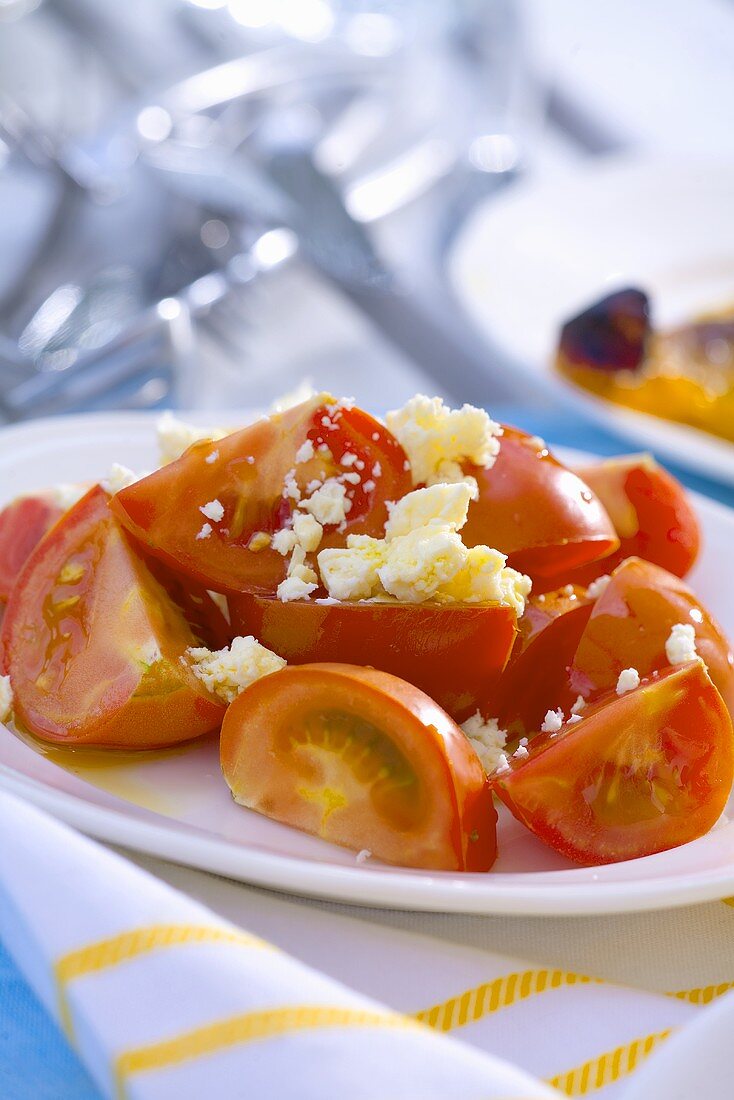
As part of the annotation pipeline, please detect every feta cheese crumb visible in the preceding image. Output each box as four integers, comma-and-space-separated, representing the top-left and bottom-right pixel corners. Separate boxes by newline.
587, 574, 612, 600
186, 635, 285, 703
385, 394, 502, 487
355, 849, 371, 864
277, 575, 318, 602
372, 461, 382, 478
295, 439, 315, 464
196, 523, 213, 540
299, 479, 351, 525
566, 714, 582, 725
157, 412, 228, 464
541, 709, 564, 734
665, 623, 699, 666
47, 483, 87, 510
341, 471, 361, 486
384, 483, 473, 540
205, 449, 219, 465
283, 470, 301, 503
616, 667, 640, 695
272, 528, 297, 555
0, 675, 12, 723
690, 608, 704, 624
362, 479, 376, 494
513, 744, 529, 759
292, 512, 323, 553
248, 531, 271, 552
200, 499, 225, 523
101, 463, 146, 495
461, 713, 507, 775
340, 452, 358, 467
570, 695, 587, 715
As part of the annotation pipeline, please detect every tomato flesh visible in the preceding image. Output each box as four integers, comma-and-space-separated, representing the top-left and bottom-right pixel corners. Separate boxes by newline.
485, 586, 593, 738
111, 396, 412, 596
0, 494, 64, 602
460, 427, 618, 579
570, 557, 734, 716
492, 662, 734, 864
542, 455, 700, 587
220, 663, 497, 870
1, 486, 225, 747
229, 594, 516, 722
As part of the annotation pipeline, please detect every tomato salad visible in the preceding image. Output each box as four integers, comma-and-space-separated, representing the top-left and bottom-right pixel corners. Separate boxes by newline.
1, 392, 732, 873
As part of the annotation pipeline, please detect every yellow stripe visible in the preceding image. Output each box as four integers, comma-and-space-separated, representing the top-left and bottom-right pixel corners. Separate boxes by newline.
114, 1004, 419, 1100
413, 969, 599, 1031
722, 897, 734, 908
55, 924, 269, 1042
669, 980, 734, 1005
547, 1029, 672, 1095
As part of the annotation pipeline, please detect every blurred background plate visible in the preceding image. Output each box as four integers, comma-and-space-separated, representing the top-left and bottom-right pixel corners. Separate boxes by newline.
449, 157, 734, 485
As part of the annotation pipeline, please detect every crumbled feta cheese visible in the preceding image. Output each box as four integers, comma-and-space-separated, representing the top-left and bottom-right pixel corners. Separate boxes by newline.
272, 528, 297, 555
587, 574, 611, 600
47, 483, 86, 510
283, 470, 301, 502
690, 608, 704, 624
665, 623, 699, 666
372, 462, 382, 478
299, 479, 351, 526
616, 667, 640, 695
513, 744, 529, 759
566, 714, 582, 725
205, 449, 219, 465
316, 483, 531, 612
277, 575, 318, 602
570, 694, 586, 715
292, 512, 323, 553
101, 464, 146, 495
384, 483, 473, 540
200, 499, 225, 523
355, 849, 371, 864
362, 479, 376, 494
385, 394, 502, 487
528, 435, 546, 451
0, 675, 12, 723
541, 709, 564, 734
246, 455, 255, 465
295, 439, 315, 464
196, 523, 213, 540
372, 432, 380, 442
341, 471, 361, 486
461, 713, 507, 774
248, 531, 271, 552
268, 380, 316, 413
494, 754, 510, 775
340, 452, 358, 467
286, 545, 319, 586
157, 412, 228, 464
187, 636, 285, 703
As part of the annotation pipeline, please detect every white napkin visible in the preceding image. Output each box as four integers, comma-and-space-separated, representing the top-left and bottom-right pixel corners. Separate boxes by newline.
0, 790, 556, 1100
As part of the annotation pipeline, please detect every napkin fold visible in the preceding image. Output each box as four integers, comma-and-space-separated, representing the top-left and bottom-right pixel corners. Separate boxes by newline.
0, 791, 556, 1100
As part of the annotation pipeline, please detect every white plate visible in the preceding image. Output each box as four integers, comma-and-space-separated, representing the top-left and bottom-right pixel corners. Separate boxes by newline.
2, 411, 734, 916
449, 157, 734, 486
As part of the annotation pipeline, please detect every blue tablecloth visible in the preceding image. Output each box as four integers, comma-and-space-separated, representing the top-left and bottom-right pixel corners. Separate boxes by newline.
1, 405, 731, 1098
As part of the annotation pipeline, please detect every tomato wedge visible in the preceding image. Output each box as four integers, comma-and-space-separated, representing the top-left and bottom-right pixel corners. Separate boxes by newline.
0, 494, 64, 602
220, 663, 496, 870
570, 557, 734, 715
111, 396, 412, 596
460, 427, 618, 579
1, 486, 225, 747
229, 594, 517, 722
492, 662, 734, 865
486, 585, 593, 738
542, 454, 700, 587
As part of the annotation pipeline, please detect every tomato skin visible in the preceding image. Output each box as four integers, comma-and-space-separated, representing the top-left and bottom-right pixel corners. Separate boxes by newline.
492, 662, 734, 865
1, 486, 225, 748
485, 586, 593, 738
111, 397, 412, 596
229, 594, 516, 723
460, 427, 618, 579
0, 494, 64, 602
570, 557, 734, 716
541, 455, 701, 587
220, 663, 497, 871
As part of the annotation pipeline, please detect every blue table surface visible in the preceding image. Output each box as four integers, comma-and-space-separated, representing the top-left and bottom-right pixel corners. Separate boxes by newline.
1, 405, 732, 1098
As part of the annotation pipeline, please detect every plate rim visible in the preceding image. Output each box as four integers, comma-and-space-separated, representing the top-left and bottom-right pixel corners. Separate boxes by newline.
2, 409, 734, 916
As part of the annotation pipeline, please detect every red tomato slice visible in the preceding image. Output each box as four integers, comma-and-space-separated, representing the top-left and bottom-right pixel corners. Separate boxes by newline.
460, 427, 618, 578
492, 662, 734, 865
111, 396, 411, 596
0, 494, 64, 602
229, 593, 517, 722
220, 663, 497, 870
541, 455, 700, 587
1, 486, 225, 747
570, 557, 734, 715
485, 586, 593, 738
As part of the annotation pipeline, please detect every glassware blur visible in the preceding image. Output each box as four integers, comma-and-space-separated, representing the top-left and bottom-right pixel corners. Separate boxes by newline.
0, 0, 540, 418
